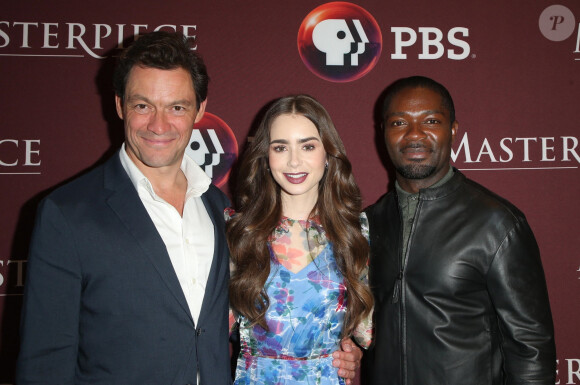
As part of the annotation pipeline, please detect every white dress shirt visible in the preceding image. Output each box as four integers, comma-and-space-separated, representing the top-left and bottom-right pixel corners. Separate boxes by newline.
119, 144, 215, 325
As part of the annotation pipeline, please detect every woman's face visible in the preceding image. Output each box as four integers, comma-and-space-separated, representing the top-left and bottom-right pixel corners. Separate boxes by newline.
268, 113, 327, 205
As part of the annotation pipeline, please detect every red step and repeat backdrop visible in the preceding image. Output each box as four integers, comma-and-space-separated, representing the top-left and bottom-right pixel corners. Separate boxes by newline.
1, 0, 579, 383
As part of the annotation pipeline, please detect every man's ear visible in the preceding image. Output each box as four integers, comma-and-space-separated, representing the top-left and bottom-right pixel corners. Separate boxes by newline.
194, 99, 207, 123
115, 95, 124, 120
451, 120, 458, 144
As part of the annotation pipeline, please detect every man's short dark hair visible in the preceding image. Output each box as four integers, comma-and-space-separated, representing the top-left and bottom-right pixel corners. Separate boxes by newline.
382, 76, 455, 125
113, 31, 208, 109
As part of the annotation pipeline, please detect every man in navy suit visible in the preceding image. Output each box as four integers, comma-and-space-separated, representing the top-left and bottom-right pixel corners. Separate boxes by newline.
16, 31, 361, 384
16, 31, 231, 385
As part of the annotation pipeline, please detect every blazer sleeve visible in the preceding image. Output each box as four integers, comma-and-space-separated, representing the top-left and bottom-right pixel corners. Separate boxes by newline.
17, 197, 82, 385
486, 218, 556, 385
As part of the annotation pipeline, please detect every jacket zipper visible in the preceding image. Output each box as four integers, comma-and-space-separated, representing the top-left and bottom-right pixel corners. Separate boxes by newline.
399, 197, 422, 385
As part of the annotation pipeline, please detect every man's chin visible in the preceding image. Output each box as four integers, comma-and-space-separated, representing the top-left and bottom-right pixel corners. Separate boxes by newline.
396, 164, 436, 180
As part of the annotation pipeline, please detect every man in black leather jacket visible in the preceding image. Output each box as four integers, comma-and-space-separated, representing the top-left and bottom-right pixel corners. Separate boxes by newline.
363, 76, 556, 385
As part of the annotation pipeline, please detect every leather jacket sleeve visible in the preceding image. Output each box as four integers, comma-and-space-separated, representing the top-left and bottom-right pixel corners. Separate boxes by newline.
486, 218, 556, 384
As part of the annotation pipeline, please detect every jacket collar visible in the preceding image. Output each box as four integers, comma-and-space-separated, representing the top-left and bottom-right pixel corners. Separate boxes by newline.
395, 167, 465, 202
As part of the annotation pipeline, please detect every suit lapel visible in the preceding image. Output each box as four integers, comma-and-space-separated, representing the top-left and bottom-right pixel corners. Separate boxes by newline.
102, 154, 194, 324
197, 188, 227, 326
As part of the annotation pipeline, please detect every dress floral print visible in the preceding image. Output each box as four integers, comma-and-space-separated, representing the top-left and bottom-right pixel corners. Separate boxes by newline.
226, 209, 372, 384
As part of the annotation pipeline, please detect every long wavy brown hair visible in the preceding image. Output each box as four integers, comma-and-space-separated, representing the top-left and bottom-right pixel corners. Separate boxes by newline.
227, 95, 373, 339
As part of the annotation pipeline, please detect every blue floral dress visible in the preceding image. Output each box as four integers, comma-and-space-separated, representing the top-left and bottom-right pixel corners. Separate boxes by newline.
230, 212, 371, 385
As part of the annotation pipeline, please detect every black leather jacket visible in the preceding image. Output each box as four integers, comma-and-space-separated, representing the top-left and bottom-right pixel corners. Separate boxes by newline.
363, 170, 555, 385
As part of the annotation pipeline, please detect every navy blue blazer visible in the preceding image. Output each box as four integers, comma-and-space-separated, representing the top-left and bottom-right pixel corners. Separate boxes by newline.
17, 152, 232, 385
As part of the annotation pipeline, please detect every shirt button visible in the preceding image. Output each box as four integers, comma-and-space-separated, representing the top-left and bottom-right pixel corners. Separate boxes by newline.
191, 278, 197, 285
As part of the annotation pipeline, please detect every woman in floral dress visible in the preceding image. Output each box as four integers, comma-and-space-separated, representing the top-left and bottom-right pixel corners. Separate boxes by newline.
226, 95, 373, 384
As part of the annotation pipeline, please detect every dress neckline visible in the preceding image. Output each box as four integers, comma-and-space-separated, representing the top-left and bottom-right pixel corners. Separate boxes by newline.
270, 215, 324, 243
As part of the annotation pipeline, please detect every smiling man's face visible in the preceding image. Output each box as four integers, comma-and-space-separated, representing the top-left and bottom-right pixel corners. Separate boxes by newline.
116, 66, 206, 176
383, 86, 457, 192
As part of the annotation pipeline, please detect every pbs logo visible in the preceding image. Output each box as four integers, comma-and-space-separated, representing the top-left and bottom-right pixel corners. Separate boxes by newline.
298, 2, 382, 82
186, 112, 237, 188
